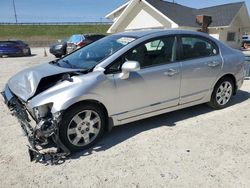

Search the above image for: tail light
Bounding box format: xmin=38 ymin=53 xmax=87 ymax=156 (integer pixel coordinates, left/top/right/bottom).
xmin=77 ymin=40 xmax=90 ymax=47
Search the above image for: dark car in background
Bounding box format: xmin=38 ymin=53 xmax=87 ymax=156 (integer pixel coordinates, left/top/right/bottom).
xmin=49 ymin=38 xmax=69 ymax=58
xmin=0 ymin=40 xmax=31 ymax=57
xmin=242 ymin=40 xmax=250 ymax=49
xmin=66 ymin=34 xmax=105 ymax=54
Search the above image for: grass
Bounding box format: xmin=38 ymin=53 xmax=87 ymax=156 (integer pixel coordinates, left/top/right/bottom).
xmin=0 ymin=24 xmax=110 ymax=42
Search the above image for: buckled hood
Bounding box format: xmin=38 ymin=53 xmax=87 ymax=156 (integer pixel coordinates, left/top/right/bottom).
xmin=8 ymin=63 xmax=81 ymax=101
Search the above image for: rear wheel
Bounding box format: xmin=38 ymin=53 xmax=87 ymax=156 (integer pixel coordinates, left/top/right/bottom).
xmin=59 ymin=103 xmax=105 ymax=152
xmin=208 ymin=77 xmax=234 ymax=109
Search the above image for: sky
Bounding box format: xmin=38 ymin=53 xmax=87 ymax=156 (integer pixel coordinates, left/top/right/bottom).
xmin=0 ymin=0 xmax=249 ymax=23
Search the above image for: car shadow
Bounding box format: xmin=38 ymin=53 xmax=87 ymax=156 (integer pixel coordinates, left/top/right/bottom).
xmin=29 ymin=54 xmax=37 ymax=57
xmin=69 ymin=89 xmax=250 ymax=160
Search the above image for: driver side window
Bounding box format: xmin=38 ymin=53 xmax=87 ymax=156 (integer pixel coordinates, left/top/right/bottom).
xmin=106 ymin=36 xmax=176 ymax=74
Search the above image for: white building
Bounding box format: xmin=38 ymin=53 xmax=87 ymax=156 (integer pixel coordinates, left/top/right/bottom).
xmin=106 ymin=0 xmax=250 ymax=49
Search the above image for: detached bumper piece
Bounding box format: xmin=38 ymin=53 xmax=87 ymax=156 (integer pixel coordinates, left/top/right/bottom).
xmin=28 ymin=146 xmax=68 ymax=165
xmin=1 ymin=86 xmax=70 ymax=165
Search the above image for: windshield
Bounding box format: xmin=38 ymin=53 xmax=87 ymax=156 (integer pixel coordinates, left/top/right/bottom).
xmin=68 ymin=35 xmax=84 ymax=43
xmin=56 ymin=35 xmax=136 ymax=69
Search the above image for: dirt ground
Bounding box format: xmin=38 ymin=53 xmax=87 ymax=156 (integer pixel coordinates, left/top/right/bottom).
xmin=0 ymin=48 xmax=250 ymax=188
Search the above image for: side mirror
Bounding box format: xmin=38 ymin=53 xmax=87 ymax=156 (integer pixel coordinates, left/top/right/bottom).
xmin=119 ymin=61 xmax=140 ymax=79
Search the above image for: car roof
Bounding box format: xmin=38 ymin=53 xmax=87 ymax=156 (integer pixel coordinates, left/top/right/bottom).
xmin=0 ymin=40 xmax=20 ymax=43
xmin=0 ymin=40 xmax=22 ymax=42
xmin=113 ymin=29 xmax=210 ymax=38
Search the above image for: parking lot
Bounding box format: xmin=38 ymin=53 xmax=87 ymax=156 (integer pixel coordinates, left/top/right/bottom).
xmin=0 ymin=48 xmax=250 ymax=187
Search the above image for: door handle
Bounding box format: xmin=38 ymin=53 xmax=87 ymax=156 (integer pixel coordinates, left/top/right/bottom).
xmin=207 ymin=61 xmax=220 ymax=67
xmin=164 ymin=68 xmax=179 ymax=76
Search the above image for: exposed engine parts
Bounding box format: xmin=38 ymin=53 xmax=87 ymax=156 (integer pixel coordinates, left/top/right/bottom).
xmin=27 ymin=117 xmax=71 ymax=164
xmin=1 ymin=89 xmax=70 ymax=165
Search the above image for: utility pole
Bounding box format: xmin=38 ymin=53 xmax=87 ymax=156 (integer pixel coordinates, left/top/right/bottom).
xmin=12 ymin=0 xmax=18 ymax=23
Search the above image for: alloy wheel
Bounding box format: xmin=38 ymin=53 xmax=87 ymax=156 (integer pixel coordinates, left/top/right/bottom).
xmin=215 ymin=81 xmax=233 ymax=106
xmin=67 ymin=110 xmax=101 ymax=147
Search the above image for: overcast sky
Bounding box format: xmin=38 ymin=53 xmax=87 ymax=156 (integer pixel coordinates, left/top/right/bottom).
xmin=0 ymin=0 xmax=249 ymax=23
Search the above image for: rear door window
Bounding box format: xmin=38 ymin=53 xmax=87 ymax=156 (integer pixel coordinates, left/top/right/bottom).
xmin=180 ymin=36 xmax=218 ymax=60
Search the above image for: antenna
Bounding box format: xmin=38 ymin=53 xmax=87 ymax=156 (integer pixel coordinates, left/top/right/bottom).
xmin=12 ymin=0 xmax=18 ymax=23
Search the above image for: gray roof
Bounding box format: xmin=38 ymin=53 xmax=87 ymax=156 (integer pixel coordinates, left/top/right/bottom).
xmin=146 ymin=0 xmax=245 ymax=27
xmin=115 ymin=29 xmax=210 ymax=37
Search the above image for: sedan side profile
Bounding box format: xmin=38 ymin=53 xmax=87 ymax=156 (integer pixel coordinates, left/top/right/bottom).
xmin=1 ymin=30 xmax=245 ymax=161
xmin=0 ymin=40 xmax=31 ymax=57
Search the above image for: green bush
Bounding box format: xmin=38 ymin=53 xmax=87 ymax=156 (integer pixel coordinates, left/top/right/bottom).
xmin=0 ymin=25 xmax=110 ymax=41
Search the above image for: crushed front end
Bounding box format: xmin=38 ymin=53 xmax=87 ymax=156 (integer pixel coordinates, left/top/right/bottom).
xmin=1 ymin=85 xmax=70 ymax=164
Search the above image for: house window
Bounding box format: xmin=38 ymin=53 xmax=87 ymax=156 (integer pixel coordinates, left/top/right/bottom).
xmin=227 ymin=32 xmax=236 ymax=41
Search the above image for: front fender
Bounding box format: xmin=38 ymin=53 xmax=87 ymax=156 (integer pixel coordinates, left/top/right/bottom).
xmin=28 ymin=71 xmax=115 ymax=115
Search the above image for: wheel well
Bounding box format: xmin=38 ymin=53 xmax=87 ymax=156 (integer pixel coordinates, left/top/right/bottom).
xmin=216 ymin=74 xmax=237 ymax=95
xmin=65 ymin=100 xmax=111 ymax=131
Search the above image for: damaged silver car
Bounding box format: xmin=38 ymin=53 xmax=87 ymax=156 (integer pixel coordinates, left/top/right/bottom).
xmin=1 ymin=30 xmax=246 ymax=162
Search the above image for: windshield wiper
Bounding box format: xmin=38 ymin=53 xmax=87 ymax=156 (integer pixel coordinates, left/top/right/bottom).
xmin=49 ymin=60 xmax=60 ymax=67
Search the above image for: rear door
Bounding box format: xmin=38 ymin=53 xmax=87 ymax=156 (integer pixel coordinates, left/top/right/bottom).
xmin=0 ymin=41 xmax=19 ymax=54
xmin=178 ymin=35 xmax=222 ymax=104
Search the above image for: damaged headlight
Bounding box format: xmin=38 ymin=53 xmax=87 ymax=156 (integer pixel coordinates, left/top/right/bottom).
xmin=33 ymin=103 xmax=53 ymax=120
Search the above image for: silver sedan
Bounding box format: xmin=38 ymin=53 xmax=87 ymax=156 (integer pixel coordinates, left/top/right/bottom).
xmin=1 ymin=30 xmax=246 ymax=160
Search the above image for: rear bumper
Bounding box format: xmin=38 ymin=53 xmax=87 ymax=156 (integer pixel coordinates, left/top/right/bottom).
xmin=49 ymin=48 xmax=65 ymax=56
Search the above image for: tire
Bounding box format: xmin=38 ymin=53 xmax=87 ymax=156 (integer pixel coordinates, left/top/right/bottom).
xmin=243 ymin=43 xmax=248 ymax=49
xmin=55 ymin=55 xmax=62 ymax=58
xmin=27 ymin=49 xmax=31 ymax=56
xmin=208 ymin=77 xmax=234 ymax=109
xmin=62 ymin=47 xmax=67 ymax=56
xmin=59 ymin=103 xmax=106 ymax=153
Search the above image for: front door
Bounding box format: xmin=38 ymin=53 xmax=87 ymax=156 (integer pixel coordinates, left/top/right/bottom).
xmin=107 ymin=36 xmax=181 ymax=120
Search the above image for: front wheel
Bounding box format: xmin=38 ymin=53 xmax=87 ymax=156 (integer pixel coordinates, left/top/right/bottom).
xmin=27 ymin=49 xmax=31 ymax=56
xmin=59 ymin=104 xmax=105 ymax=152
xmin=208 ymin=77 xmax=234 ymax=109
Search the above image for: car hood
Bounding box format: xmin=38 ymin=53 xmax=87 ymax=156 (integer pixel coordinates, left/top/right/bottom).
xmin=8 ymin=63 xmax=82 ymax=101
